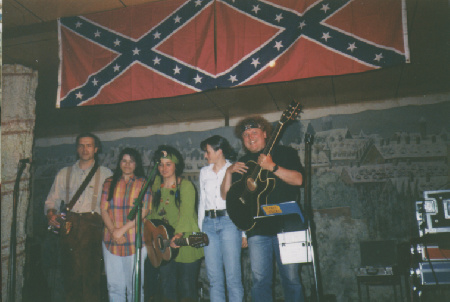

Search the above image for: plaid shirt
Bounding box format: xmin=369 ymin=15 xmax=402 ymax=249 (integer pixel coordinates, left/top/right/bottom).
xmin=101 ymin=176 xmax=151 ymax=256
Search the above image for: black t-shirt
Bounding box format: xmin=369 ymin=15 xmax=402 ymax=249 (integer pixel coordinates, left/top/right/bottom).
xmin=232 ymin=145 xmax=306 ymax=237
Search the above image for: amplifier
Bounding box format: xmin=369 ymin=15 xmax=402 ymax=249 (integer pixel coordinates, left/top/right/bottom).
xmin=355 ymin=266 xmax=394 ymax=276
xmin=416 ymin=190 xmax=450 ymax=236
xmin=416 ymin=244 xmax=450 ymax=261
xmin=415 ymin=261 xmax=450 ymax=285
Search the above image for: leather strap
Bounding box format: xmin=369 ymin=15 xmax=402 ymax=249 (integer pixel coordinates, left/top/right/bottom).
xmin=65 ymin=166 xmax=72 ymax=205
xmin=90 ymin=168 xmax=101 ymax=212
xmin=65 ymin=161 xmax=99 ymax=212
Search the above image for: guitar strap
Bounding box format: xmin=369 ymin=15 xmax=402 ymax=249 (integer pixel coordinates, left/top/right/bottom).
xmin=65 ymin=161 xmax=100 ymax=212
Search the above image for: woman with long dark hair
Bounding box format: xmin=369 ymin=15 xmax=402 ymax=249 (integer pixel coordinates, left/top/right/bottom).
xmin=147 ymin=145 xmax=203 ymax=302
xmin=198 ymin=135 xmax=244 ymax=302
xmin=100 ymin=147 xmax=151 ymax=302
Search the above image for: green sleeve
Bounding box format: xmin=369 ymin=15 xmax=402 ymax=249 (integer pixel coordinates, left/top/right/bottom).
xmin=174 ymin=180 xmax=200 ymax=234
xmin=175 ymin=179 xmax=204 ymax=263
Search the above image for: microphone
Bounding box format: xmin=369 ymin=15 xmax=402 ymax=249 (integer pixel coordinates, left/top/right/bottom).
xmin=154 ymin=150 xmax=167 ymax=162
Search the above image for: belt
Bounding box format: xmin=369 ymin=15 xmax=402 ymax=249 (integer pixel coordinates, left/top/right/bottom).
xmin=205 ymin=209 xmax=227 ymax=218
xmin=68 ymin=211 xmax=99 ymax=216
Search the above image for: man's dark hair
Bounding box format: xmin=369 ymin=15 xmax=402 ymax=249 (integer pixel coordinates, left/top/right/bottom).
xmin=200 ymin=135 xmax=237 ymax=161
xmin=234 ymin=115 xmax=272 ymax=139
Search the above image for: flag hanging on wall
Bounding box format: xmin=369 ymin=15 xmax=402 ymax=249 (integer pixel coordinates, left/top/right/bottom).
xmin=57 ymin=0 xmax=409 ymax=108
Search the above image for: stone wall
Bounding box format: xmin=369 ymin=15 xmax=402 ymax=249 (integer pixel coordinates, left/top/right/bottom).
xmin=1 ymin=64 xmax=38 ymax=302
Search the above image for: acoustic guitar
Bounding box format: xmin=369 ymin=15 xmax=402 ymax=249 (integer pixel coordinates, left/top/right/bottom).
xmin=226 ymin=101 xmax=302 ymax=231
xmin=143 ymin=219 xmax=208 ymax=268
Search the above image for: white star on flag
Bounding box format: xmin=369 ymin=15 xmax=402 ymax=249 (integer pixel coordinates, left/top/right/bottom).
xmin=274 ymin=41 xmax=284 ymax=51
xmin=229 ymin=75 xmax=238 ymax=83
xmin=347 ymin=42 xmax=357 ymax=52
xmin=321 ymin=4 xmax=330 ymax=13
xmin=153 ymin=57 xmax=161 ymax=65
xmin=173 ymin=65 xmax=181 ymax=74
xmin=252 ymin=5 xmax=261 ymax=14
xmin=132 ymin=48 xmax=141 ymax=55
xmin=275 ymin=13 xmax=283 ymax=23
xmin=321 ymin=32 xmax=331 ymax=42
xmin=251 ymin=58 xmax=260 ymax=68
xmin=194 ymin=74 xmax=203 ymax=83
xmin=374 ymin=53 xmax=384 ymax=61
xmin=299 ymin=21 xmax=306 ymax=29
xmin=153 ymin=32 xmax=161 ymax=39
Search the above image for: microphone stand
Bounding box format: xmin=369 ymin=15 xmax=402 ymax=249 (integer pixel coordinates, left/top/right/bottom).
xmin=304 ymin=134 xmax=324 ymax=302
xmin=127 ymin=161 xmax=159 ymax=302
xmin=8 ymin=159 xmax=29 ymax=302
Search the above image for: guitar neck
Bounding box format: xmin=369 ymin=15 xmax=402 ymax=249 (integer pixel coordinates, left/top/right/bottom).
xmin=262 ymin=122 xmax=284 ymax=156
xmin=160 ymin=237 xmax=189 ymax=249
xmin=173 ymin=238 xmax=189 ymax=247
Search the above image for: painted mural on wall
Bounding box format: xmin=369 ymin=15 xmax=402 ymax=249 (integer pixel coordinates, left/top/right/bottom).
xmin=32 ymin=100 xmax=449 ymax=301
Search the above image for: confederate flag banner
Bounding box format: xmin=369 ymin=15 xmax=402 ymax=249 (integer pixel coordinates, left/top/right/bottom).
xmin=57 ymin=0 xmax=409 ymax=108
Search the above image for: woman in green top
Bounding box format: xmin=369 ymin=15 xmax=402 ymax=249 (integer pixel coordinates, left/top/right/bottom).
xmin=146 ymin=145 xmax=203 ymax=302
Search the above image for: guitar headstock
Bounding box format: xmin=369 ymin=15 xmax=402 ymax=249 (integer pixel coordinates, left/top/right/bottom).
xmin=280 ymin=101 xmax=303 ymax=125
xmin=188 ymin=232 xmax=209 ymax=248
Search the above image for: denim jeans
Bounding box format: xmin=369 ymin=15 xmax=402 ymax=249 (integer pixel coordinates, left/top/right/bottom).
xmin=102 ymin=242 xmax=147 ymax=302
xmin=203 ymin=215 xmax=244 ymax=302
xmin=248 ymin=235 xmax=304 ymax=302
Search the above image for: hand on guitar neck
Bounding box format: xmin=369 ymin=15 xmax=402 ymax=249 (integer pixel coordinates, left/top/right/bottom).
xmin=144 ymin=219 xmax=209 ymax=268
xmin=170 ymin=232 xmax=184 ymax=248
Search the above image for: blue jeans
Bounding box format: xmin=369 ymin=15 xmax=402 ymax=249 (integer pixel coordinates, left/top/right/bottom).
xmin=203 ymin=215 xmax=244 ymax=302
xmin=248 ymin=235 xmax=304 ymax=302
xmin=102 ymin=242 xmax=147 ymax=302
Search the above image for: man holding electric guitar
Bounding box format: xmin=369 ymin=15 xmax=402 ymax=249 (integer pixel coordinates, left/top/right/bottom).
xmin=221 ymin=108 xmax=306 ymax=302
xmin=44 ymin=133 xmax=113 ymax=302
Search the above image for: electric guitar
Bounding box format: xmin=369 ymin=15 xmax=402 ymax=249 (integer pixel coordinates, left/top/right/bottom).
xmin=226 ymin=101 xmax=303 ymax=231
xmin=143 ymin=219 xmax=208 ymax=268
xmin=47 ymin=201 xmax=72 ymax=235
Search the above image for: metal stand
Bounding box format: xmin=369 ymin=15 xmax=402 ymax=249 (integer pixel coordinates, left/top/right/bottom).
xmin=8 ymin=159 xmax=30 ymax=302
xmin=128 ymin=161 xmax=159 ymax=302
xmin=304 ymin=133 xmax=324 ymax=302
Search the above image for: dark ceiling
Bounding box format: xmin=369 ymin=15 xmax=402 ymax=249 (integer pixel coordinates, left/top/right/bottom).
xmin=3 ymin=0 xmax=450 ymax=139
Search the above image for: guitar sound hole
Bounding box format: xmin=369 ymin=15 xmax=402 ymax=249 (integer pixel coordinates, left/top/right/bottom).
xmin=246 ymin=178 xmax=257 ymax=192
xmin=158 ymin=236 xmax=165 ymax=251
